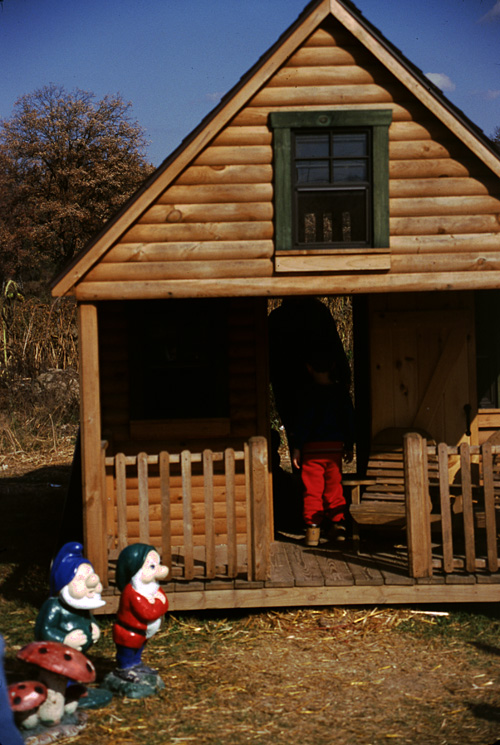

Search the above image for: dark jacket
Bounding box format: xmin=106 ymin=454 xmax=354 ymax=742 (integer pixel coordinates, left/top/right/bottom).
xmin=292 ymin=381 xmax=355 ymax=451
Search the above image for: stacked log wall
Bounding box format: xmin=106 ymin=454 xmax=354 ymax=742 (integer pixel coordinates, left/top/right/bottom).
xmin=80 ymin=17 xmax=500 ymax=293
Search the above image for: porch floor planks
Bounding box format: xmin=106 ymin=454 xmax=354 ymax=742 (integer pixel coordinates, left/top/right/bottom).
xmin=102 ymin=539 xmax=500 ymax=613
xmin=313 ymin=547 xmax=355 ymax=586
xmin=109 ymin=540 xmax=500 ymax=600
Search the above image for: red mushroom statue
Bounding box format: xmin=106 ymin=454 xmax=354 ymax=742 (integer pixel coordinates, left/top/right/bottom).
xmin=17 ymin=641 xmax=95 ymax=726
xmin=8 ymin=681 xmax=47 ymax=730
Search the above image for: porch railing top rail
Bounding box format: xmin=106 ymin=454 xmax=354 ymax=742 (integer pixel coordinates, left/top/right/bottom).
xmin=426 ymin=444 xmax=500 ymax=455
xmin=104 ymin=448 xmax=246 ymax=468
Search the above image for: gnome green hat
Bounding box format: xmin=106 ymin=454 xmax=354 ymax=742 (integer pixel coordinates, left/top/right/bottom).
xmin=115 ymin=543 xmax=156 ymax=592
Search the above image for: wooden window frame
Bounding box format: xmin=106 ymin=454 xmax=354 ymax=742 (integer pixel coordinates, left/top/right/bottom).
xmin=270 ymin=109 xmax=392 ymax=273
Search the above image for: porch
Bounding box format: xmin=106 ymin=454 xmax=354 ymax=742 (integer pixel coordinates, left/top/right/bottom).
xmin=96 ymin=433 xmax=500 ymax=613
xmin=100 ymin=538 xmax=500 ymax=613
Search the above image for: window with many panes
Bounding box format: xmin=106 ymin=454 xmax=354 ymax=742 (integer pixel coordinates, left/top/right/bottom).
xmin=270 ymin=110 xmax=392 ymax=258
xmin=294 ymin=128 xmax=371 ymax=248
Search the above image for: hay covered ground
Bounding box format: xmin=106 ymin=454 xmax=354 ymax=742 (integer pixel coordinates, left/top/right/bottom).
xmin=1 ymin=455 xmax=500 ymax=745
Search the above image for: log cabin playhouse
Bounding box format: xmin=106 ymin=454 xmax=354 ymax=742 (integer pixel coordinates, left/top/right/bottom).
xmin=52 ymin=0 xmax=500 ymax=612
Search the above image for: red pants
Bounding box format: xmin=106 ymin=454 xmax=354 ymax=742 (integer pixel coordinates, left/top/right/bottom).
xmin=301 ymin=442 xmax=346 ymax=526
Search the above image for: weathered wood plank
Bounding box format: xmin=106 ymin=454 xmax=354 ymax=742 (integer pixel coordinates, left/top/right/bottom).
xmin=75 ymin=271 xmax=500 ymax=301
xmin=313 ymin=550 xmax=354 ymax=586
xmin=225 ymin=448 xmax=237 ymax=578
xmin=460 ymin=443 xmax=476 ymax=573
xmin=390 ymin=233 xmax=500 ymax=254
xmin=286 ymin=45 xmax=370 ymax=66
xmin=390 ymin=195 xmax=500 ymax=217
xmin=181 ymin=450 xmax=195 ymax=581
xmin=203 ymin=450 xmax=216 ymax=580
xmin=231 ymin=102 xmax=415 ymax=128
xmin=250 ymin=83 xmax=395 ymax=107
xmin=139 ymin=201 xmax=273 ymax=224
xmin=390 ymin=159 xmax=472 ymax=179
xmin=268 ymin=65 xmax=378 ymax=86
xmin=392 ymin=254 xmax=500 ymax=275
xmin=391 ymin=214 xmax=500 ymax=236
xmin=283 ymin=542 xmax=325 ymax=587
xmin=115 ymin=452 xmax=128 ymax=552
xmin=159 ymin=451 xmax=171 ymax=569
xmin=482 ymin=442 xmax=499 ymax=573
xmin=122 ymin=221 xmax=274 ymax=244
xmin=212 ymin=127 xmax=272 ymax=147
xmin=389 ymin=140 xmax=455 ymax=160
xmin=347 ymin=555 xmax=385 ymax=585
xmin=137 ymin=452 xmax=150 ymax=544
xmin=158 ymin=183 xmax=273 ymax=204
xmin=86 ymin=259 xmax=273 ymax=282
xmin=265 ymin=542 xmax=295 ymax=588
xmin=404 ymin=433 xmax=433 ymax=578
xmin=438 ymin=443 xmax=454 ymax=573
xmin=104 ymin=241 xmax=274 ymax=263
xmin=78 ymin=303 xmax=107 ymax=582
xmin=175 ymin=164 xmax=272 ymax=185
xmin=389 ymin=177 xmax=497 ymax=198
xmin=248 ymin=437 xmax=270 ymax=581
xmin=193 ymin=145 xmax=272 ymax=166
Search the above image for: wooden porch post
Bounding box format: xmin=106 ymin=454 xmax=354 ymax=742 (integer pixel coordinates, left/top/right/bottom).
xmin=78 ymin=303 xmax=107 ymax=584
xmin=247 ymin=436 xmax=270 ymax=581
xmin=404 ymin=432 xmax=433 ymax=578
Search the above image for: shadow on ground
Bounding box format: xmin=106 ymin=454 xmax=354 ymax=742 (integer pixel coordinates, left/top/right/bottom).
xmin=0 ymin=464 xmax=75 ymax=606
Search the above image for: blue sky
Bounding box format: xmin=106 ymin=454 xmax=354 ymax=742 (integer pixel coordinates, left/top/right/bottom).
xmin=1 ymin=0 xmax=499 ymax=166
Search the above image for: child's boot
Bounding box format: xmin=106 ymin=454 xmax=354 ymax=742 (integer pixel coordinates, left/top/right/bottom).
xmin=305 ymin=525 xmax=321 ymax=547
xmin=329 ymin=521 xmax=347 ymax=543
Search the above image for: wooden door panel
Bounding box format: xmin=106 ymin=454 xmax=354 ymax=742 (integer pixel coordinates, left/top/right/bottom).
xmin=369 ymin=295 xmax=477 ymax=446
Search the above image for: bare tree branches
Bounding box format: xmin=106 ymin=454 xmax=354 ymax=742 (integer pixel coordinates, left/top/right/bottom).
xmin=0 ymin=83 xmax=154 ymax=293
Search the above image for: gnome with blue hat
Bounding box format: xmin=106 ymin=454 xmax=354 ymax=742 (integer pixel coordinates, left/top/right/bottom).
xmin=35 ymin=541 xmax=106 ymax=654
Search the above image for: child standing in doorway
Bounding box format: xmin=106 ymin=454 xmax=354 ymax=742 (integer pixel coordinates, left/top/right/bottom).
xmin=292 ymin=353 xmax=355 ymax=547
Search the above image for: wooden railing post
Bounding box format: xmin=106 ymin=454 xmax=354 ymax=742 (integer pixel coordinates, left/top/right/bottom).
xmin=404 ymin=432 xmax=433 ymax=578
xmin=78 ymin=303 xmax=107 ymax=584
xmin=247 ymin=436 xmax=270 ymax=581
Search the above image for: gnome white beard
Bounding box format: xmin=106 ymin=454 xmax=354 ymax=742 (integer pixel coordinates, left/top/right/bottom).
xmin=131 ymin=571 xmax=162 ymax=638
xmin=60 ymin=584 xmax=106 ymax=610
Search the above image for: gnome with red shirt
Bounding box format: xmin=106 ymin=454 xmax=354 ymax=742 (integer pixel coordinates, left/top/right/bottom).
xmin=112 ymin=543 xmax=169 ymax=684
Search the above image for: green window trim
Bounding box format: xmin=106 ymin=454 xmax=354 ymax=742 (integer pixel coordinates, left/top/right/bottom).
xmin=270 ymin=109 xmax=392 ymax=252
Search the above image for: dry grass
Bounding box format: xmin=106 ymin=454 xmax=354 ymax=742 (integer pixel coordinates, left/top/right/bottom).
xmin=2 ymin=596 xmax=500 ymax=745
xmin=0 ymin=294 xmax=79 ymax=457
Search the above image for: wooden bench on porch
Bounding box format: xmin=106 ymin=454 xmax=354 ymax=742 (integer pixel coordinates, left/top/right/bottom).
xmin=345 ymin=428 xmax=438 ymax=544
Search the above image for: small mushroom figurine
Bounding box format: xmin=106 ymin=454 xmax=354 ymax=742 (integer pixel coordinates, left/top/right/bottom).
xmin=17 ymin=641 xmax=96 ymax=726
xmin=8 ymin=681 xmax=47 ymax=730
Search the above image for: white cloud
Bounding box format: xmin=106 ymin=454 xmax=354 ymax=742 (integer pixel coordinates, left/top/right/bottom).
xmin=425 ymin=72 xmax=456 ymax=92
xmin=479 ymin=0 xmax=500 ymax=22
xmin=470 ymin=88 xmax=500 ymax=100
xmin=205 ymin=91 xmax=224 ymax=104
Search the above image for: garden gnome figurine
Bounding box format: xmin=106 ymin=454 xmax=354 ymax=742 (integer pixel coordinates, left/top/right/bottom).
xmin=34 ymin=541 xmax=112 ymax=709
xmin=103 ymin=543 xmax=168 ymax=697
xmin=35 ymin=541 xmax=105 ymax=653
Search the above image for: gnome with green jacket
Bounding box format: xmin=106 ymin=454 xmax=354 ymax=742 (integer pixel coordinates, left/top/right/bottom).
xmin=111 ymin=543 xmax=169 ymax=686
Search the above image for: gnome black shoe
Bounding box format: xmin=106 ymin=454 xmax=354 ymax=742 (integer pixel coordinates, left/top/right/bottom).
xmin=115 ymin=666 xmax=143 ymax=683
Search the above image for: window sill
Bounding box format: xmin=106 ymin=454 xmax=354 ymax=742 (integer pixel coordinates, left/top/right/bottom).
xmin=274 ymin=249 xmax=390 ymax=273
